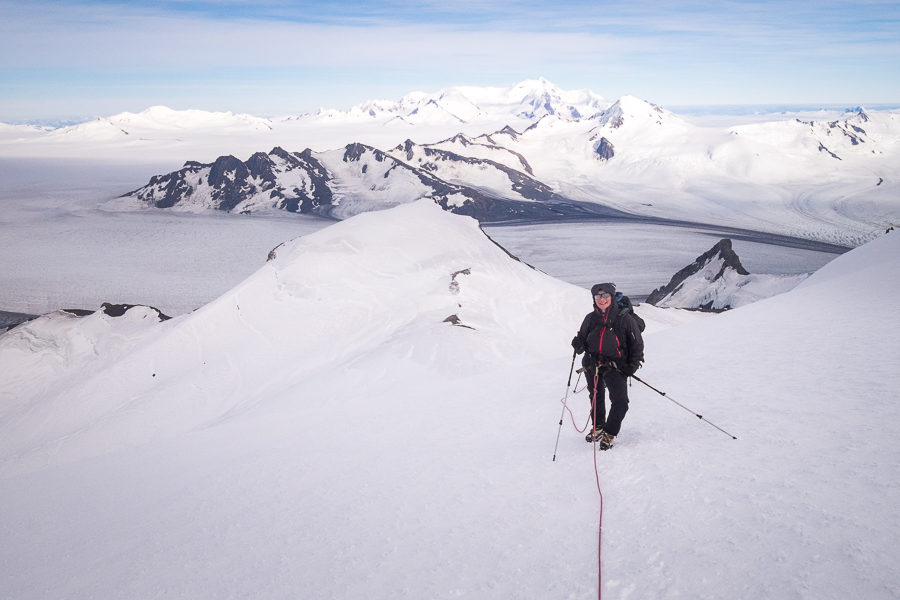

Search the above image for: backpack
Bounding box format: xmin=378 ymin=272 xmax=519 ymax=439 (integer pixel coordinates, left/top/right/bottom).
xmin=615 ymin=292 xmax=645 ymax=332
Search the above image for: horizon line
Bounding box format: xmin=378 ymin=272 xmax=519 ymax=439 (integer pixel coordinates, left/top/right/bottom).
xmin=6 ymin=101 xmax=900 ymax=128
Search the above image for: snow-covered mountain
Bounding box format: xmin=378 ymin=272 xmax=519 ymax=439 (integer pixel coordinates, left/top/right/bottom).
xmin=2 ymin=79 xmax=898 ymax=243
xmin=309 ymin=77 xmax=608 ymax=125
xmin=387 ymin=139 xmax=567 ymax=204
xmin=1 ymin=204 xmax=897 ymax=598
xmin=44 ymin=106 xmax=273 ymax=142
xmin=646 ymin=238 xmax=809 ymax=309
xmin=93 ymin=90 xmax=896 ymax=241
xmin=121 ymin=142 xmax=627 ymax=221
xmin=122 ymin=144 xmax=478 ymax=218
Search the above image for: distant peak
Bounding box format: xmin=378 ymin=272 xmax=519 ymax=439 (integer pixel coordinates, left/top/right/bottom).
xmin=510 ymin=77 xmax=559 ymax=92
xmin=646 ymin=238 xmax=750 ymax=307
xmin=707 ymin=239 xmax=750 ymax=275
xmin=597 ymin=95 xmax=670 ymax=128
xmin=610 ymin=95 xmax=659 ymax=111
xmin=143 ymin=105 xmax=177 ymax=115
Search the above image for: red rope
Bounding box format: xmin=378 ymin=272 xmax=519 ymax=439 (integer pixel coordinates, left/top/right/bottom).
xmin=596 ymin=459 xmax=603 ymax=600
xmin=557 ymin=367 xmax=605 ymax=599
xmin=591 ymin=370 xmax=604 ymax=600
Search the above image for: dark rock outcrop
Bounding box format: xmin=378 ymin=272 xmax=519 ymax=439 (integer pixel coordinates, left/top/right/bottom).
xmin=646 ymin=239 xmax=749 ymax=307
xmin=594 ymin=137 xmax=615 ymax=161
xmin=99 ymin=302 xmax=171 ymax=320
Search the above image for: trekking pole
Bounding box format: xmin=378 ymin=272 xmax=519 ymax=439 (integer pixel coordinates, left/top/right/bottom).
xmin=631 ymin=374 xmax=738 ymax=440
xmin=552 ymin=350 xmax=578 ymax=461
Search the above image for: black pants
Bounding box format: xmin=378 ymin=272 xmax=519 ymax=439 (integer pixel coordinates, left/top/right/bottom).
xmin=586 ymin=366 xmax=629 ymax=436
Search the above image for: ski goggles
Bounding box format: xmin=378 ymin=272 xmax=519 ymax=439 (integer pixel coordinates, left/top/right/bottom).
xmin=594 ymin=293 xmax=612 ymax=300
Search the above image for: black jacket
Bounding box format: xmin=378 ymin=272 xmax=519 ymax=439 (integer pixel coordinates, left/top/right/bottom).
xmin=575 ymin=302 xmax=644 ymax=372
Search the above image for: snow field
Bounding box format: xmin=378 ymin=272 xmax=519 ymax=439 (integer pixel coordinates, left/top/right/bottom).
xmin=1 ymin=203 xmax=898 ymax=598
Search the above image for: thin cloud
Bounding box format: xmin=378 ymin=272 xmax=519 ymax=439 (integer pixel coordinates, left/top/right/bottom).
xmin=0 ymin=4 xmax=626 ymax=69
xmin=0 ymin=0 xmax=897 ymax=121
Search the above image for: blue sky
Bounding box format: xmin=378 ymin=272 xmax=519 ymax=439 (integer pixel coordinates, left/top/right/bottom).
xmin=1 ymin=0 xmax=898 ymax=123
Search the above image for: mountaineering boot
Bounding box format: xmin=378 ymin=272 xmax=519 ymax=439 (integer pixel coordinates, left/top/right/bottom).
xmin=585 ymin=428 xmax=604 ymax=443
xmin=598 ymin=432 xmax=616 ymax=451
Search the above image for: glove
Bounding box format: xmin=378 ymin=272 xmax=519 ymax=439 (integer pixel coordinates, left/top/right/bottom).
xmin=571 ymin=336 xmax=585 ymax=354
xmin=621 ymin=362 xmax=640 ymax=376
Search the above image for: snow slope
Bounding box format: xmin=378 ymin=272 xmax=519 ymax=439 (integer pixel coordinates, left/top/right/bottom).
xmin=0 ymin=204 xmax=897 ymax=599
xmin=0 ymin=201 xmax=591 ymax=475
xmin=592 ymin=230 xmax=900 ymax=599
